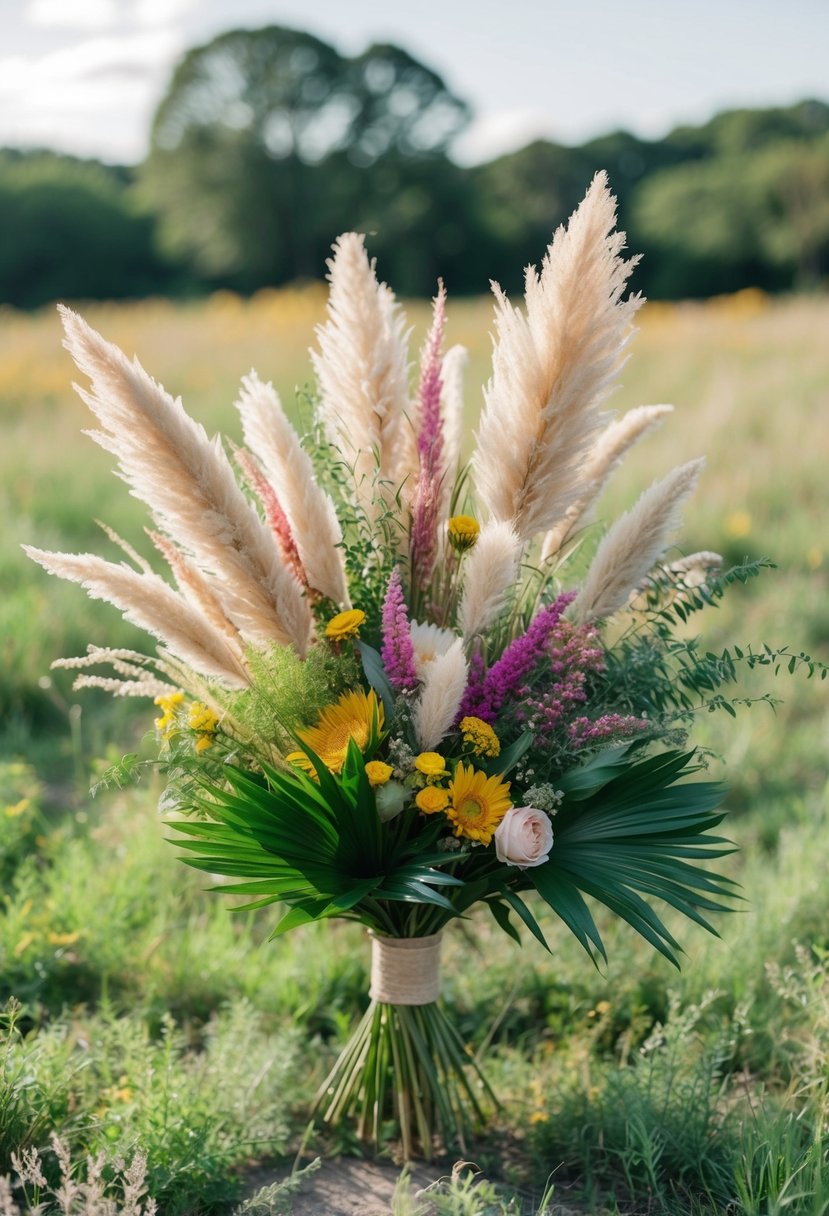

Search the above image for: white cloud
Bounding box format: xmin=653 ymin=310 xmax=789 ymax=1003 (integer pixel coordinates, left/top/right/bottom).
xmin=26 ymin=0 xmax=120 ymax=29
xmin=0 ymin=30 xmax=184 ymax=161
xmin=133 ymin=0 xmax=199 ymax=27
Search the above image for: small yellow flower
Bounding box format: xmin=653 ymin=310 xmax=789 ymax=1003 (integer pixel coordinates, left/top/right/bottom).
xmin=325 ymin=609 xmax=366 ymax=641
xmin=459 ymin=716 xmax=501 ymax=758
xmin=414 ymin=752 xmax=448 ymax=779
xmin=726 ymin=510 xmax=751 ymax=539
xmin=529 ymin=1110 xmax=549 ymax=1125
xmin=48 ymin=931 xmax=81 ymax=946
xmin=447 ymin=515 xmax=480 ymax=552
xmin=416 ymin=787 xmax=450 ymax=814
xmin=195 ymin=735 xmax=214 ymax=754
xmin=188 ymin=702 xmax=219 ymax=733
xmin=365 ymin=760 xmax=393 ymax=787
xmin=446 ymin=763 xmax=512 ymax=844
xmin=4 ymin=798 xmax=30 ymax=818
xmin=154 ymin=690 xmax=184 ymax=739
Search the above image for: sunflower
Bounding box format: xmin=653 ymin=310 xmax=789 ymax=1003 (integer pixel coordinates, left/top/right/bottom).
xmin=290 ymin=689 xmax=383 ymax=774
xmin=446 ymin=763 xmax=512 ymax=844
xmin=325 ymin=609 xmax=366 ymax=641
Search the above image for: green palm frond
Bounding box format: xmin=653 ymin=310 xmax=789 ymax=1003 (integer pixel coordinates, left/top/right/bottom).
xmin=529 ymin=747 xmax=738 ymax=967
xmin=166 ymin=739 xmax=465 ymax=933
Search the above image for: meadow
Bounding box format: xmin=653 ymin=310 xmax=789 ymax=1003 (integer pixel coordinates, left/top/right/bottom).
xmin=1 ymin=287 xmax=828 ymax=1214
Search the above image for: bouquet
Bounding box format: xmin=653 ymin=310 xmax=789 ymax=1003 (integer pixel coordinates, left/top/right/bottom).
xmin=26 ymin=173 xmax=811 ymax=1159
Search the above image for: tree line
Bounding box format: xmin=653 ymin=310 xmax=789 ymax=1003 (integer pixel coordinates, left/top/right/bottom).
xmin=1 ymin=24 xmax=828 ymax=308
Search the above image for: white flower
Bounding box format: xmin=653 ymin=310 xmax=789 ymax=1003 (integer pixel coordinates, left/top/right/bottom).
xmin=494 ymin=807 xmax=554 ymax=869
xmin=409 ymin=620 xmax=458 ymax=678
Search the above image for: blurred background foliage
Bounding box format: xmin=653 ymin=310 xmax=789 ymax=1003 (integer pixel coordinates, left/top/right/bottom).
xmin=1 ymin=23 xmax=828 ymax=308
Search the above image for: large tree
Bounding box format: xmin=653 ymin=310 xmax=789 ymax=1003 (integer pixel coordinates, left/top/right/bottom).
xmin=140 ymin=26 xmax=469 ymax=289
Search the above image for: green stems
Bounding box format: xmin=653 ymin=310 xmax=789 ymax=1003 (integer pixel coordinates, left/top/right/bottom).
xmin=311 ymin=999 xmax=496 ymax=1161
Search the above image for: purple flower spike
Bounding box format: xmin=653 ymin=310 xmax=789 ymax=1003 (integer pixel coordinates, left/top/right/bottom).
xmin=381 ymin=567 xmax=419 ymax=692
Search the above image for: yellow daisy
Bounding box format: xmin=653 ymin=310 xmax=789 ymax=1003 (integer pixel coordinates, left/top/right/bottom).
xmin=446 ymin=763 xmax=512 ymax=844
xmin=416 ymin=787 xmax=450 ymax=814
xmin=447 ymin=515 xmax=480 ymax=551
xmin=459 ymin=716 xmax=500 ymax=758
xmin=325 ymin=609 xmax=366 ymax=641
xmin=292 ymin=689 xmax=383 ymax=775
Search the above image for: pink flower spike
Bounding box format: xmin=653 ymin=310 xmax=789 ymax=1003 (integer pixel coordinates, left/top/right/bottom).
xmin=236 ymin=448 xmax=307 ymax=588
xmin=381 ymin=567 xmax=420 ymax=692
xmin=410 ymin=283 xmax=447 ymax=591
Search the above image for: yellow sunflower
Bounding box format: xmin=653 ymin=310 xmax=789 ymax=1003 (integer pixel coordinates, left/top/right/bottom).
xmin=291 ymin=689 xmax=383 ymax=774
xmin=446 ymin=763 xmax=512 ymax=844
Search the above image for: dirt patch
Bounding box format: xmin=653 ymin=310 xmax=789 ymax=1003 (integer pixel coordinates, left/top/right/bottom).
xmin=243 ymin=1157 xmax=441 ymax=1215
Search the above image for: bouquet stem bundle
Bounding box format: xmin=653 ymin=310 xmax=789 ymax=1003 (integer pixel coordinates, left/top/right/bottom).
xmin=314 ymin=989 xmax=493 ymax=1160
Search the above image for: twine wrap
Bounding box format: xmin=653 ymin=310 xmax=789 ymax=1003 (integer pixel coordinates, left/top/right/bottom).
xmin=369 ymin=933 xmax=442 ymax=1005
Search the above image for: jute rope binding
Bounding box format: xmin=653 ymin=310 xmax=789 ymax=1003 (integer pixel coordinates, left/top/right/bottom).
xmin=369 ymin=933 xmax=442 ymax=1005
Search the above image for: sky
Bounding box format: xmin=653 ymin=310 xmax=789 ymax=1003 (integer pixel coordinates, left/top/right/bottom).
xmin=1 ymin=0 xmax=827 ymax=165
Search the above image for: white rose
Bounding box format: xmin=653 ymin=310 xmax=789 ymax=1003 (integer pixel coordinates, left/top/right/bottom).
xmin=494 ymin=807 xmax=553 ymax=869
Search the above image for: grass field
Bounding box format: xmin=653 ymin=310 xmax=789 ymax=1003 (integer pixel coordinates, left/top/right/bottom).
xmin=1 ymin=288 xmax=828 ymax=1214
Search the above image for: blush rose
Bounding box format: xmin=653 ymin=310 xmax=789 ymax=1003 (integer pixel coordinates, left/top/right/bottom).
xmin=493 ymin=806 xmax=553 ymax=868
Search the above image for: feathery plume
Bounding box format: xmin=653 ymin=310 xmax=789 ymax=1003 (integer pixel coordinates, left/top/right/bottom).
xmin=410 ymin=284 xmax=447 ymax=590
xmin=381 ymin=568 xmax=419 ymax=692
xmin=147 ymin=530 xmax=244 ymax=648
xmin=540 ymin=404 xmax=674 ymax=561
xmin=25 ymin=546 xmax=250 ymax=688
xmin=235 ymin=373 xmax=350 ymax=605
xmin=473 ymin=172 xmax=641 ymax=542
xmin=311 ymin=234 xmax=412 ymax=506
xmin=438 ymin=344 xmax=467 ymax=518
xmin=234 ymin=447 xmax=307 ymax=588
xmin=412 ymin=638 xmax=469 ymax=751
xmin=57 ymin=306 xmax=312 ymax=654
xmin=95 ymin=521 xmax=153 ymax=574
xmin=571 ymin=458 xmax=705 ymax=623
xmin=457 ymin=521 xmax=522 ymax=638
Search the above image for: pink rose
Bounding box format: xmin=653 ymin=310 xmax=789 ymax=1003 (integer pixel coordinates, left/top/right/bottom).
xmin=494 ymin=806 xmax=553 ymax=868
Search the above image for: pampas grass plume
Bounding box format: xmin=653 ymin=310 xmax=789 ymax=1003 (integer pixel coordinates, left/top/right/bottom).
xmin=413 ymin=638 xmax=469 ymax=751
xmin=458 ymin=521 xmax=522 ymax=638
xmin=572 ymin=458 xmax=705 ymax=623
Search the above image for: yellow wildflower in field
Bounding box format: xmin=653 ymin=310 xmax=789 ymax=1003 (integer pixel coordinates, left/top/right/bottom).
xmin=365 ymin=760 xmax=393 ymax=787
xmin=414 ymin=752 xmax=448 ymax=780
xmin=446 ymin=764 xmax=511 ymax=844
xmin=188 ymin=702 xmax=219 ymax=733
xmin=415 ymin=787 xmax=450 ymax=814
xmin=726 ymin=510 xmax=752 ymax=539
xmin=447 ymin=515 xmax=480 ymax=552
xmin=325 ymin=609 xmax=366 ymax=641
xmin=47 ymin=931 xmax=80 ymax=946
xmin=5 ymin=798 xmax=30 ymax=818
xmin=459 ymin=716 xmax=500 ymax=758
xmin=290 ymin=689 xmax=383 ymax=775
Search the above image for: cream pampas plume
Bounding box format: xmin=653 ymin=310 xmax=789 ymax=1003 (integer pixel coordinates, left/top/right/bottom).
xmin=57 ymin=306 xmax=312 ymax=655
xmin=473 ymin=172 xmax=641 ymax=543
xmin=541 ymin=404 xmax=674 ymax=561
xmin=24 ymin=548 xmax=250 ymax=688
xmin=412 ymin=639 xmax=469 ymax=751
xmin=311 ymin=234 xmax=412 ymax=505
xmin=457 ymin=521 xmax=522 ymax=638
xmin=571 ymin=458 xmax=705 ymax=624
xmin=236 ymin=372 xmax=350 ymax=607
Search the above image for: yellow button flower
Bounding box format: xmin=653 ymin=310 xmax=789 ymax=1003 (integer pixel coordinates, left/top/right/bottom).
xmin=447 ymin=515 xmax=480 ymax=552
xmin=325 ymin=609 xmax=366 ymax=641
xmin=416 ymin=787 xmax=450 ymax=814
xmin=414 ymin=752 xmax=448 ymax=779
xmin=365 ymin=760 xmax=393 ymax=787
xmin=459 ymin=716 xmax=501 ymax=758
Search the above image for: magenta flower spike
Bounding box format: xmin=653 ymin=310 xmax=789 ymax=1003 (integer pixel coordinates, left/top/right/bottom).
xmin=381 ymin=567 xmax=419 ymax=692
